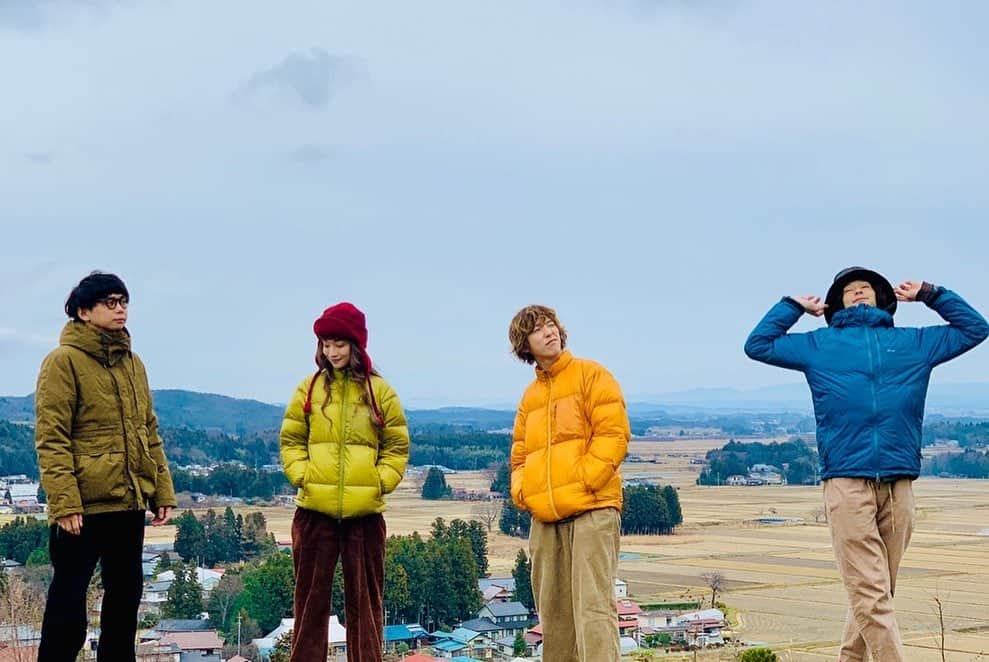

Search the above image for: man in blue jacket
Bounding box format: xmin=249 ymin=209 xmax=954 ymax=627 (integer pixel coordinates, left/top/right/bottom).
xmin=744 ymin=267 xmax=988 ymax=662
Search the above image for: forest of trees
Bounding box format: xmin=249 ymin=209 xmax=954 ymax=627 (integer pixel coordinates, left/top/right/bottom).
xmin=173 ymin=508 xmax=277 ymax=566
xmin=923 ymin=420 xmax=989 ymax=449
xmin=408 ymin=425 xmax=509 ymax=470
xmin=171 ymin=465 xmax=290 ymax=500
xmin=697 ymin=439 xmax=818 ymax=486
xmin=923 ymin=450 xmax=989 ymax=478
xmin=496 ymin=481 xmax=683 ymax=537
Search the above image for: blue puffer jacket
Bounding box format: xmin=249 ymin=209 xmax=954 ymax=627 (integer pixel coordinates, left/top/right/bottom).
xmin=745 ymin=288 xmax=988 ymax=480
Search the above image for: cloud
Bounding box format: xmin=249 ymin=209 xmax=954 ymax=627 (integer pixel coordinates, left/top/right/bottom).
xmin=0 ymin=0 xmax=127 ymax=32
xmin=0 ymin=328 xmax=55 ymax=349
xmin=231 ymin=48 xmax=360 ymax=110
xmin=288 ymin=144 xmax=333 ymax=164
xmin=24 ymin=151 xmax=55 ymax=165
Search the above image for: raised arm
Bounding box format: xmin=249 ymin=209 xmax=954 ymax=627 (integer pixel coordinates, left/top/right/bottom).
xmin=897 ymin=281 xmax=989 ymax=366
xmin=744 ymin=297 xmax=819 ymax=371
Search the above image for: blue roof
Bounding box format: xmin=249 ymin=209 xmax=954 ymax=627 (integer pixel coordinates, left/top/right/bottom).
xmin=384 ymin=625 xmax=415 ymax=642
xmin=433 ymin=639 xmax=467 ymax=652
xmin=450 ymin=658 xmax=485 ymax=662
xmin=449 ymin=627 xmax=480 ymax=643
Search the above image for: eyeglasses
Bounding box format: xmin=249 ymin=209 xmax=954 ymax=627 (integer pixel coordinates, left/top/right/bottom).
xmin=97 ymin=296 xmax=129 ymax=310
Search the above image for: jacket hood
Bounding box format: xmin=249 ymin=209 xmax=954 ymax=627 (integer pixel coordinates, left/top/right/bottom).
xmin=59 ymin=320 xmax=131 ymax=366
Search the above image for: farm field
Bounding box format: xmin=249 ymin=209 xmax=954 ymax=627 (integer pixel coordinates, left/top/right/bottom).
xmin=129 ymin=438 xmax=989 ymax=659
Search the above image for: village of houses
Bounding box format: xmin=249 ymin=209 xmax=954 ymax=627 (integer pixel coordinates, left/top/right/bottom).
xmin=0 ymin=467 xmax=729 ymax=662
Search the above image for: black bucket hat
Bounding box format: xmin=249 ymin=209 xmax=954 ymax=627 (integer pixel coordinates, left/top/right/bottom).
xmin=824 ymin=266 xmax=897 ymax=326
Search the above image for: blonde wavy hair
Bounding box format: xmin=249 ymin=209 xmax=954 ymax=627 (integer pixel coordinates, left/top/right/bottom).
xmin=509 ymin=305 xmax=567 ymax=365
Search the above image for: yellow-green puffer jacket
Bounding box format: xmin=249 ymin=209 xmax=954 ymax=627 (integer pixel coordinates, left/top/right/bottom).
xmin=280 ymin=370 xmax=409 ymax=519
xmin=34 ymin=321 xmax=177 ymax=520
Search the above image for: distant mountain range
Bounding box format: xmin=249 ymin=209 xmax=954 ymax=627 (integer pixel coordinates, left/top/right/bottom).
xmin=3 ymin=381 xmax=988 ymax=434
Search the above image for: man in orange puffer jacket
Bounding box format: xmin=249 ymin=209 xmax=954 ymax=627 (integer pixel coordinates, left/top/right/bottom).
xmin=509 ymin=304 xmax=631 ymax=662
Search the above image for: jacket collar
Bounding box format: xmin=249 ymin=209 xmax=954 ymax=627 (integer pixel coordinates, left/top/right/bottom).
xmin=536 ymin=350 xmax=573 ymax=380
xmin=60 ymin=320 xmax=132 ymax=366
xmin=830 ymin=305 xmax=894 ymax=329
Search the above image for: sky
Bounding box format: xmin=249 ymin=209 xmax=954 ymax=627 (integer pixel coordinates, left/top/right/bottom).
xmin=2 ymin=1 xmax=989 ymax=407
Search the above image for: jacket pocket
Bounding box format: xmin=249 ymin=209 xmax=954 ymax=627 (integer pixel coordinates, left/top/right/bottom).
xmin=553 ymin=395 xmax=586 ymax=443
xmin=73 ymin=439 xmax=127 ymax=504
xmin=136 ymin=427 xmax=159 ymax=498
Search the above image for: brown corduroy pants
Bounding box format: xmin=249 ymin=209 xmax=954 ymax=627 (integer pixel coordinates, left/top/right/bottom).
xmin=291 ymin=508 xmax=386 ymax=662
xmin=530 ymin=507 xmax=621 ymax=662
xmin=824 ymin=478 xmax=915 ymax=662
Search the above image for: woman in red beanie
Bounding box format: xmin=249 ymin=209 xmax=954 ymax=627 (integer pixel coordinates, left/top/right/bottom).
xmin=279 ymin=302 xmax=410 ymax=662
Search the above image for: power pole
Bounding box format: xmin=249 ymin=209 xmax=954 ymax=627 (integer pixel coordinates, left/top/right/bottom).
xmin=238 ymin=611 xmax=242 ymax=655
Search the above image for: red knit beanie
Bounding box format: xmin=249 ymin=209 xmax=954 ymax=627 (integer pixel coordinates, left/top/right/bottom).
xmin=304 ymin=302 xmax=381 ymax=423
xmin=313 ymin=302 xmax=370 ymax=368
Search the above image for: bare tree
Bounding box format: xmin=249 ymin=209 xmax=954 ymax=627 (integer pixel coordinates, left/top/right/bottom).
xmin=700 ymin=570 xmax=726 ymax=609
xmin=0 ymin=571 xmax=46 ymax=662
xmin=471 ymin=499 xmax=504 ymax=532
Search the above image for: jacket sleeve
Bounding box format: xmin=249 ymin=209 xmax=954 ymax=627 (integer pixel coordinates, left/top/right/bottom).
xmin=374 ymin=380 xmax=409 ymax=495
xmin=141 ymin=360 xmax=177 ymax=509
xmin=743 ymin=298 xmax=815 ymax=371
xmin=34 ymin=351 xmax=84 ymax=520
xmin=918 ymin=288 xmax=989 ymax=367
xmin=509 ymin=400 xmax=527 ymax=510
xmin=578 ymin=363 xmax=631 ymax=493
xmin=279 ymin=377 xmax=312 ymax=488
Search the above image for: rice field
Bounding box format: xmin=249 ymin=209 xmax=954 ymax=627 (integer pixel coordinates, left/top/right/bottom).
xmin=142 ymin=437 xmax=989 ymax=659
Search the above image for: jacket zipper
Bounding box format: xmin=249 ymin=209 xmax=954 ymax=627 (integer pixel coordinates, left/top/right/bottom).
xmin=338 ymin=377 xmax=348 ymax=521
xmin=545 ymin=376 xmax=560 ymax=520
xmin=868 ymin=329 xmax=881 ymax=481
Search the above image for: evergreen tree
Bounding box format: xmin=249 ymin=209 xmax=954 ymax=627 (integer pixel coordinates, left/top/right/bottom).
xmin=662 ymin=485 xmax=683 ymax=528
xmin=421 ymin=467 xmax=451 ymax=500
xmin=490 ymin=462 xmax=510 ymax=496
xmin=240 ymin=552 xmax=295 ymax=633
xmin=163 ymin=564 xmax=204 ymax=619
xmin=498 ymin=500 xmax=531 ymax=538
xmin=511 ymin=549 xmax=534 ymax=610
xmin=513 ymin=631 xmax=527 ymax=656
xmin=174 ymin=510 xmax=207 ymax=563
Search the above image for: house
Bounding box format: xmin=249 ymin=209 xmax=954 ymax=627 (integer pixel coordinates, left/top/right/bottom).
xmin=726 ymin=475 xmax=748 ymax=486
xmin=135 ymin=640 xmax=182 ymax=661
xmin=477 ymin=577 xmax=516 ymax=604
xmin=156 ymin=630 xmax=224 ymax=661
xmin=475 ymin=601 xmax=531 ymax=639
xmin=614 ymin=578 xmax=628 ymax=598
xmin=156 ymin=619 xmax=216 ymax=633
xmin=383 ymin=623 xmax=427 ymax=652
xmin=253 ymin=617 xmax=346 ymax=661
xmin=617 ymin=600 xmax=642 ymax=637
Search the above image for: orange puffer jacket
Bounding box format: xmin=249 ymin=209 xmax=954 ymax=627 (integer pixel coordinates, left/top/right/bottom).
xmin=510 ymin=351 xmax=630 ymax=523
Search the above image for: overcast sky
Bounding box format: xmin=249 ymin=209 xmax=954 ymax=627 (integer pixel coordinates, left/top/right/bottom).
xmin=2 ymin=1 xmax=988 ymax=407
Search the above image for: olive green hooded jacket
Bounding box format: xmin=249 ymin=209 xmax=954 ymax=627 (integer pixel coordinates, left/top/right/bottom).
xmin=35 ymin=321 xmax=177 ymax=520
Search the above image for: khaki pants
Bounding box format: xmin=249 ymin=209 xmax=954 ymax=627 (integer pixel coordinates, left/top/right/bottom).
xmin=824 ymin=478 xmax=915 ymax=662
xmin=530 ymin=507 xmax=621 ymax=662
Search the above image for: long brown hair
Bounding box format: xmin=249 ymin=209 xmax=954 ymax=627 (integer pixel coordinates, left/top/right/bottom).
xmin=308 ymin=338 xmax=384 ymax=426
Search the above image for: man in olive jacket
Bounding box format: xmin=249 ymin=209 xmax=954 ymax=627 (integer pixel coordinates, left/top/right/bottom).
xmin=35 ymin=272 xmax=176 ymax=662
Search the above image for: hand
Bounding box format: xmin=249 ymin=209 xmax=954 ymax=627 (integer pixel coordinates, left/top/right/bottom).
xmin=57 ymin=514 xmax=83 ymax=535
xmin=793 ymin=295 xmax=827 ymax=317
xmin=151 ymin=506 xmax=174 ymax=526
xmin=895 ymin=280 xmax=923 ymax=302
